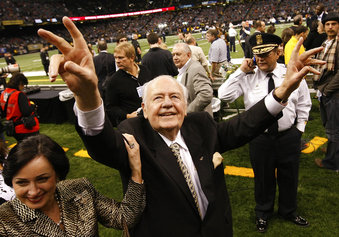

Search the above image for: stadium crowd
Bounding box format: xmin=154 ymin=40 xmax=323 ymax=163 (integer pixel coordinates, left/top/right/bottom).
xmin=0 ymin=0 xmax=337 ymax=55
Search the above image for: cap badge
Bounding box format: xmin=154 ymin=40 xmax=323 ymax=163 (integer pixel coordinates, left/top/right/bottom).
xmin=256 ymin=34 xmax=263 ymax=45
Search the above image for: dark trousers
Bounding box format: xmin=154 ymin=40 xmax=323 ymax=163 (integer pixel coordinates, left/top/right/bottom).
xmin=320 ymin=96 xmax=339 ymax=170
xmin=241 ymin=42 xmax=246 ymax=54
xmin=249 ymin=127 xmax=302 ymax=219
xmin=229 ymin=37 xmax=236 ymax=52
xmin=227 ymin=45 xmax=231 ymax=62
xmin=43 ymin=63 xmax=49 ymax=75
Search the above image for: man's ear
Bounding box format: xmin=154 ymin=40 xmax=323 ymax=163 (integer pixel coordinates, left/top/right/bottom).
xmin=141 ymin=102 xmax=148 ymax=119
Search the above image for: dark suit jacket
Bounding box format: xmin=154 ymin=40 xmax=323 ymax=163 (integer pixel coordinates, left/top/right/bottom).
xmin=141 ymin=47 xmax=178 ymax=79
xmin=93 ymin=51 xmax=116 ymax=95
xmin=0 ymin=178 xmax=145 ymax=236
xmin=182 ymin=60 xmax=213 ymax=116
xmin=77 ymin=98 xmax=278 ymax=237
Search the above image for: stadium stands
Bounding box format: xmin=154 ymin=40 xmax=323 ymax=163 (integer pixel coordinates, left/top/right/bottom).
xmin=0 ymin=0 xmax=337 ymax=55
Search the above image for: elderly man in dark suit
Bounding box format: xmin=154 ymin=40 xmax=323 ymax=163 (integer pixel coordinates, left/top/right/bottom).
xmin=172 ymin=43 xmax=213 ymax=116
xmin=93 ymin=40 xmax=116 ymax=97
xmin=38 ymin=17 xmax=325 ymax=237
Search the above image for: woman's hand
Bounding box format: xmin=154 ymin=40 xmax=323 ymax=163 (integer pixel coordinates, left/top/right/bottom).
xmin=123 ymin=133 xmax=143 ymax=184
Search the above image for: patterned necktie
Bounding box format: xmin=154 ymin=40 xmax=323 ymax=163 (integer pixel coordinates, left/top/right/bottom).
xmin=267 ymin=73 xmax=278 ymax=136
xmin=170 ymin=143 xmax=202 ymax=217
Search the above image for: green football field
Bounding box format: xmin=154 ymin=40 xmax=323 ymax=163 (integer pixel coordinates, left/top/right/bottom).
xmin=1 ymin=22 xmax=338 ymax=236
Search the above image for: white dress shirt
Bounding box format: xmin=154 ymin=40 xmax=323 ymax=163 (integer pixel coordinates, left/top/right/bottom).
xmin=218 ymin=63 xmax=312 ymax=132
xmin=228 ymin=28 xmax=237 ymax=38
xmin=158 ymin=131 xmax=208 ymax=218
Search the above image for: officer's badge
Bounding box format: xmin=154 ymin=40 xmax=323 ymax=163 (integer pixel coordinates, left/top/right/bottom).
xmin=256 ymin=34 xmax=263 ymax=45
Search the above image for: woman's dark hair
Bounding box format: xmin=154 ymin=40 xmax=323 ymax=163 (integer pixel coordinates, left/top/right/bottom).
xmin=3 ymin=134 xmax=70 ymax=187
xmin=0 ymin=140 xmax=9 ymax=164
xmin=281 ymin=27 xmax=294 ymax=46
xmin=294 ymin=25 xmax=309 ymax=35
xmin=6 ymin=73 xmax=28 ymax=90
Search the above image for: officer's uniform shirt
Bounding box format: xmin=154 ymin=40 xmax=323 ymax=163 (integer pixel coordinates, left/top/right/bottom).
xmin=218 ymin=63 xmax=312 ymax=132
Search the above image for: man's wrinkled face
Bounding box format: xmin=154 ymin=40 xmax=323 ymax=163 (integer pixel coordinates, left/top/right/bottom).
xmin=172 ymin=46 xmax=190 ymax=69
xmin=254 ymin=49 xmax=279 ymax=72
xmin=142 ymin=77 xmax=187 ymax=138
xmin=324 ymin=21 xmax=339 ymax=39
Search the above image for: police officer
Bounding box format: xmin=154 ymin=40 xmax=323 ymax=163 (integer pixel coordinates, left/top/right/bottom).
xmin=218 ymin=33 xmax=311 ymax=232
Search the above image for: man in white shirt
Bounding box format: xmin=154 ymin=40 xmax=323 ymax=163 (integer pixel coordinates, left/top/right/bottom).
xmin=228 ymin=24 xmax=237 ymax=53
xmin=219 ymin=33 xmax=312 ymax=233
xmin=37 ymin=17 xmax=324 ymax=237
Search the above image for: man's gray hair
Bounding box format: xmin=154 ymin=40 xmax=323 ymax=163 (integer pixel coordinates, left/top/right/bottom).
xmin=173 ymin=43 xmax=192 ymax=54
xmin=142 ymin=75 xmax=188 ymax=106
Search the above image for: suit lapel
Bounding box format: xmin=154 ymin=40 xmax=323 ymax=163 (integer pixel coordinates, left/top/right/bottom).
xmin=143 ymin=122 xmax=198 ymax=213
xmin=181 ymin=59 xmax=192 ymax=86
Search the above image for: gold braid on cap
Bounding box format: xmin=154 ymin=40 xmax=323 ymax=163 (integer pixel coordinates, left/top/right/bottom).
xmin=252 ymin=44 xmax=278 ymax=54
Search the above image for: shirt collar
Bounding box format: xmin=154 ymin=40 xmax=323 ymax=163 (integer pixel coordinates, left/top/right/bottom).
xmin=258 ymin=64 xmax=281 ymax=78
xmin=178 ymin=58 xmax=191 ymax=76
xmin=125 ymin=63 xmax=140 ymax=78
xmin=159 ymin=130 xmax=188 ymax=151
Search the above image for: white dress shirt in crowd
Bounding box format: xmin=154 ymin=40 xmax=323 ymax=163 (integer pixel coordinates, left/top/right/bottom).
xmin=228 ymin=28 xmax=237 ymax=38
xmin=218 ymin=63 xmax=312 ymax=132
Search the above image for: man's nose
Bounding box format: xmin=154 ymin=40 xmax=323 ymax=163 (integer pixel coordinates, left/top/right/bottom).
xmin=162 ymin=96 xmax=173 ymax=107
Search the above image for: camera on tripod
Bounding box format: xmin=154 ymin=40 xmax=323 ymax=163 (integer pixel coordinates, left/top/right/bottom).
xmin=0 ymin=64 xmax=20 ymax=74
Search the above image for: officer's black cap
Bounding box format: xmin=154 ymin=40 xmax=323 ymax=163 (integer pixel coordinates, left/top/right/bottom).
xmin=249 ymin=33 xmax=282 ymax=55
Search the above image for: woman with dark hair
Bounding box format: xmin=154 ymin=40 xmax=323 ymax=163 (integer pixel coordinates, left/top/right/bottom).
xmin=0 ymin=73 xmax=39 ymax=142
xmin=0 ymin=134 xmax=145 ymax=236
xmin=278 ymin=27 xmax=295 ymax=64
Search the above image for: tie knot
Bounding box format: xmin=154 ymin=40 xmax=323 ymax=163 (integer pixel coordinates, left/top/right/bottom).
xmin=267 ymin=73 xmax=273 ymax=78
xmin=170 ymin=143 xmax=180 ymax=157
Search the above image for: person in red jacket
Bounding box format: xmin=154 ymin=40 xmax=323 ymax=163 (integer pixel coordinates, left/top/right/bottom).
xmin=0 ymin=73 xmax=39 ymax=142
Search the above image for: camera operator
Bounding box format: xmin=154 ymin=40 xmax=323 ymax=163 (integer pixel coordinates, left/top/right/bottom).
xmin=0 ymin=73 xmax=39 ymax=142
xmin=4 ymin=53 xmax=16 ymax=65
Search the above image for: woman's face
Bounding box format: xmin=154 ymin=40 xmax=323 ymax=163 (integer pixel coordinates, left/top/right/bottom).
xmin=12 ymin=155 xmax=57 ymax=212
